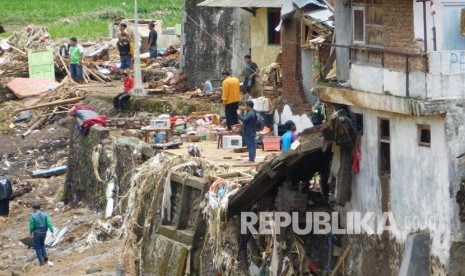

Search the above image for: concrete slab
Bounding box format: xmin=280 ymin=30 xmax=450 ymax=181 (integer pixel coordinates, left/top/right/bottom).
xmin=399 ymin=231 xmax=430 ymax=276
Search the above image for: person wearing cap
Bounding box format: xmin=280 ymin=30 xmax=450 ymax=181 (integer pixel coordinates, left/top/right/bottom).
xmin=237 ymin=100 xmax=257 ymax=162
xmin=221 ymin=71 xmax=241 ymax=130
xmin=30 ymin=204 xmax=54 ymax=266
xmin=282 ymin=120 xmax=297 ymax=153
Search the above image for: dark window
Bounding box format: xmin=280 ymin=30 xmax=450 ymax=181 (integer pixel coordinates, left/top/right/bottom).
xmin=353 ymin=8 xmax=365 ymax=43
xmin=380 ymin=119 xmax=390 ymax=141
xmin=353 ymin=113 xmax=364 ymax=134
xmin=418 ymin=125 xmax=431 ymax=147
xmin=379 ymin=118 xmax=390 ymax=175
xmin=267 ymin=9 xmax=281 ymax=45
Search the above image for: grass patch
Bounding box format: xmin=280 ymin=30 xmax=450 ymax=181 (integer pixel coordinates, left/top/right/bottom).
xmin=1 ymin=0 xmax=183 ymax=40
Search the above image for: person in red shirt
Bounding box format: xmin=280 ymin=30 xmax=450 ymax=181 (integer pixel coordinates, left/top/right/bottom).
xmin=114 ymin=71 xmax=134 ymax=111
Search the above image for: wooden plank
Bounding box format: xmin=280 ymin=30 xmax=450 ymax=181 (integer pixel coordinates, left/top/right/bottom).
xmin=16 ymin=97 xmax=85 ymax=112
xmin=170 ymin=172 xmax=207 ymax=190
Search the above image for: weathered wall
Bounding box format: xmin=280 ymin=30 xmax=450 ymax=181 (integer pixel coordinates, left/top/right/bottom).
xmin=64 ymin=124 xmax=147 ymax=210
xmin=64 ymin=125 xmax=111 ymax=208
xmin=332 ymin=109 xmax=452 ymax=275
xmin=281 ymin=14 xmax=312 ymax=115
xmin=334 ymin=0 xmax=351 ymax=81
xmin=181 ymin=1 xmax=250 ymax=86
xmin=250 ymin=8 xmax=281 ymax=70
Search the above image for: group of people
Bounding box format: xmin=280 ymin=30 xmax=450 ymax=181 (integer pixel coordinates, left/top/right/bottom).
xmin=66 ymin=22 xmax=158 ymax=112
xmin=1 ymin=176 xmax=55 ymax=267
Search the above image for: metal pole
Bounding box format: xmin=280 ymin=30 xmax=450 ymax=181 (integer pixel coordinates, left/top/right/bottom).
xmin=132 ymin=0 xmax=146 ymax=96
xmin=422 ymin=0 xmax=428 ymax=52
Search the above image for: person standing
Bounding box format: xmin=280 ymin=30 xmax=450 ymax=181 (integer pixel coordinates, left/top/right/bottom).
xmin=69 ymin=37 xmax=84 ymax=83
xmin=117 ymin=32 xmax=134 ymax=72
xmin=30 ymin=204 xmax=54 ymax=266
xmin=281 ymin=120 xmax=297 ymax=153
xmin=241 ymin=55 xmax=260 ymax=99
xmin=114 ymin=71 xmax=134 ymax=111
xmin=148 ymin=22 xmax=158 ymax=60
xmin=221 ymin=71 xmax=241 ymax=130
xmin=237 ymin=100 xmax=257 ymax=162
xmin=117 ymin=23 xmax=130 ymax=40
xmin=0 ymin=175 xmax=12 ymax=217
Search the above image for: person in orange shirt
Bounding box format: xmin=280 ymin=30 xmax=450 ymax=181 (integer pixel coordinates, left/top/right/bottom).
xmin=114 ymin=71 xmax=134 ymax=112
xmin=221 ymin=71 xmax=241 ymax=130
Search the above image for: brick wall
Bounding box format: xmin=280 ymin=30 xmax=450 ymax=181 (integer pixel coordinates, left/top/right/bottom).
xmin=383 ymin=0 xmax=426 ymax=72
xmin=281 ymin=14 xmax=312 ymax=115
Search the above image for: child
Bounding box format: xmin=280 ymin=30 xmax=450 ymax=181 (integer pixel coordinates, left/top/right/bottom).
xmin=69 ymin=37 xmax=84 ymax=83
xmin=281 ymin=120 xmax=297 ymax=153
xmin=114 ymin=71 xmax=134 ymax=111
xmin=116 ymin=32 xmax=134 ymax=73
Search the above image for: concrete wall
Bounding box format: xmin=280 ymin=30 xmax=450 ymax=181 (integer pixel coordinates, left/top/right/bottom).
xmin=181 ymin=1 xmax=250 ymax=86
xmin=349 ymin=64 xmax=427 ymax=98
xmin=334 ymin=0 xmax=351 ymax=81
xmin=250 ymin=8 xmax=281 ymax=70
xmin=428 ymin=51 xmax=465 ymax=99
xmin=333 ymin=109 xmax=452 ymax=274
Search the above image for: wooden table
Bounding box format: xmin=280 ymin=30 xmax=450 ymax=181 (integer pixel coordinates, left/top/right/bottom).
xmin=142 ymin=126 xmax=172 ymax=143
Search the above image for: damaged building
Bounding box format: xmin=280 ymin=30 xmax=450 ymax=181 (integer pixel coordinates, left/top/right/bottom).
xmin=314 ymin=0 xmax=465 ymax=275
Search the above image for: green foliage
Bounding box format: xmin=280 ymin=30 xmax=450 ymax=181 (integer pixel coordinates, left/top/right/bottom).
xmin=1 ymin=0 xmax=182 ymax=40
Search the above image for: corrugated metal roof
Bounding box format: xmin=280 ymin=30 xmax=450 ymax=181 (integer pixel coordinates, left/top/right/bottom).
xmin=197 ymin=0 xmax=282 ymax=8
xmin=293 ymin=0 xmax=327 ymax=9
xmin=281 ymin=0 xmax=328 ymax=19
xmin=303 ymin=9 xmax=334 ymax=28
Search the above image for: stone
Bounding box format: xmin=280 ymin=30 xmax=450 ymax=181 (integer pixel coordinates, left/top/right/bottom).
xmin=117 ymin=121 xmax=126 ymax=126
xmin=86 ymin=267 xmax=103 ymax=274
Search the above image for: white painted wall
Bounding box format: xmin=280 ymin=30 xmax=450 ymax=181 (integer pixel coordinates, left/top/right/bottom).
xmin=350 ymin=64 xmax=427 ymax=98
xmin=340 ymin=108 xmax=451 ymax=272
xmin=428 ymin=51 xmax=465 ymax=99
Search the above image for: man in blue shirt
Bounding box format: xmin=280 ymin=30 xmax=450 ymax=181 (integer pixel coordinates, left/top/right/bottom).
xmin=148 ymin=22 xmax=158 ymax=60
xmin=282 ymin=120 xmax=296 ymax=152
xmin=237 ymin=100 xmax=257 ymax=162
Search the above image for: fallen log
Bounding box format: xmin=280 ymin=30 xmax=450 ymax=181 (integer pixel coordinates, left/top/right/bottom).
xmin=10 ymin=185 xmax=33 ymax=200
xmin=16 ymin=97 xmax=85 ymax=112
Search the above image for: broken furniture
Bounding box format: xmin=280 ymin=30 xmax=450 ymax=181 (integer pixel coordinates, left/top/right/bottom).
xmin=222 ymin=135 xmax=242 ymax=150
xmin=142 ymin=125 xmax=173 ymax=143
xmin=7 ymin=77 xmax=60 ymax=99
xmin=262 ymin=136 xmax=281 ymax=151
xmin=217 ymin=131 xmax=241 ymax=149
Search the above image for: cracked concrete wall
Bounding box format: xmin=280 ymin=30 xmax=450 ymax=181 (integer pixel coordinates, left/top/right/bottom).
xmin=64 ymin=124 xmax=146 ymax=211
xmin=181 ymin=0 xmax=251 ymax=86
xmin=331 ymin=107 xmax=456 ymax=275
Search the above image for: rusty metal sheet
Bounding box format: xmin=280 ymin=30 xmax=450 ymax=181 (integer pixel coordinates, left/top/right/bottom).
xmin=7 ymin=78 xmax=60 ymax=99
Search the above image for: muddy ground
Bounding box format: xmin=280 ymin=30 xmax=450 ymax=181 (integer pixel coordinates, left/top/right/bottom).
xmin=0 ymin=96 xmax=124 ymax=275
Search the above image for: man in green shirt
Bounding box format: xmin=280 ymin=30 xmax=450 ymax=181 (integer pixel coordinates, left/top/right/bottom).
xmin=30 ymin=203 xmax=54 ymax=266
xmin=69 ymin=37 xmax=84 ymax=83
xmin=241 ymin=55 xmax=260 ymax=99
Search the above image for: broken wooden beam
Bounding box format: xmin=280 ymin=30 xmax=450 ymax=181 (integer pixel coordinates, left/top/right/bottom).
xmin=16 ymin=97 xmax=85 ymax=112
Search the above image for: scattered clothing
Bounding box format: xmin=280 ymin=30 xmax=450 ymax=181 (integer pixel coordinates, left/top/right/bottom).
xmin=238 ymin=110 xmax=257 ymax=162
xmin=30 ymin=211 xmax=54 ymax=266
xmin=68 ymin=105 xmax=107 ymax=135
xmin=0 ymin=176 xmax=12 ymax=217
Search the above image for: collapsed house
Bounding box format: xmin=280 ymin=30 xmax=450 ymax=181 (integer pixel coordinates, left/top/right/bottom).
xmin=313 ymin=0 xmax=465 ymax=275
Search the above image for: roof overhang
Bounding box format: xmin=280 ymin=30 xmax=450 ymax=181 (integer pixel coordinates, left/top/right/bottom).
xmin=197 ymin=0 xmax=282 ymax=8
